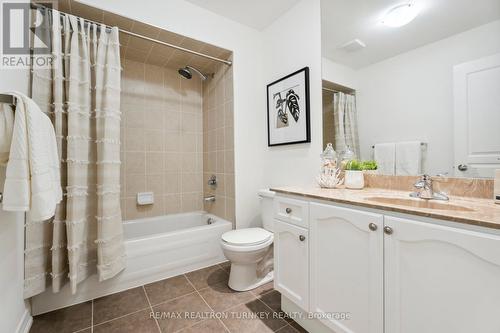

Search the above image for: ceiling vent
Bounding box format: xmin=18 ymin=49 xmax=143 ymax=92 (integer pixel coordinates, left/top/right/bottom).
xmin=339 ymin=39 xmax=366 ymax=52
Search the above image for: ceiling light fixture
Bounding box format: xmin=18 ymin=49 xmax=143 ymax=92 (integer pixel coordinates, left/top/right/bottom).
xmin=382 ymin=3 xmax=420 ymax=27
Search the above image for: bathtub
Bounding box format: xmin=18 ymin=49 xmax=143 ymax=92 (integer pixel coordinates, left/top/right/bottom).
xmin=31 ymin=212 xmax=232 ymax=315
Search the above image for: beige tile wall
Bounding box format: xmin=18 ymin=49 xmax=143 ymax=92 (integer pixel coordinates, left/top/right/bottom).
xmin=203 ymin=62 xmax=235 ymax=224
xmin=120 ymin=59 xmax=204 ymax=220
xmin=322 ymin=90 xmax=335 ymax=150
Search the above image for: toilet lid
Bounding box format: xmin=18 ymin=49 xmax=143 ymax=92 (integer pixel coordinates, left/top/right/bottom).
xmin=222 ymin=228 xmax=273 ymax=246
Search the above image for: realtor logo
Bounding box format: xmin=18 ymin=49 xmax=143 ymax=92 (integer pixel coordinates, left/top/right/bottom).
xmin=1 ymin=0 xmax=55 ymax=68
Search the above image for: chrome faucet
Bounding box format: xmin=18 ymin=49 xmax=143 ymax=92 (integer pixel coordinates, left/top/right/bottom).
xmin=410 ymin=174 xmax=449 ymax=201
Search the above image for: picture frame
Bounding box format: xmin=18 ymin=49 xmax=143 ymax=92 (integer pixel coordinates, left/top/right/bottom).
xmin=266 ymin=66 xmax=310 ymax=146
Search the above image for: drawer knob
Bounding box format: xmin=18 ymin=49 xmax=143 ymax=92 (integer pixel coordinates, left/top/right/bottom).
xmin=299 ymin=235 xmax=306 ymax=241
xmin=285 ymin=207 xmax=292 ymax=214
xmin=368 ymin=223 xmax=377 ymax=231
xmin=384 ymin=226 xmax=393 ymax=235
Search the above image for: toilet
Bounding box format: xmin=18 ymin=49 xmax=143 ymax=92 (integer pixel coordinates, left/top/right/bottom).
xmin=221 ymin=189 xmax=275 ymax=291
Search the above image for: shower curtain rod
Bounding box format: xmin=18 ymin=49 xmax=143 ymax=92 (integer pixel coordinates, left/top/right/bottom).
xmin=31 ymin=3 xmax=233 ymax=66
xmin=371 ymin=142 xmax=427 ymax=149
xmin=322 ymin=87 xmax=354 ymax=95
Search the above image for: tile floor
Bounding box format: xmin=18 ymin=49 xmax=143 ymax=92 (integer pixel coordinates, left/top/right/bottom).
xmin=29 ymin=262 xmax=308 ymax=333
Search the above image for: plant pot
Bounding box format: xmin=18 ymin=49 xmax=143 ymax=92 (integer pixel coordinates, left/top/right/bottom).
xmin=345 ymin=170 xmax=365 ymax=189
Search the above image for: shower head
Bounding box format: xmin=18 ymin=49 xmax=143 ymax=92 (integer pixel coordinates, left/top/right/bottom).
xmin=178 ymin=65 xmax=211 ymax=81
xmin=178 ymin=67 xmax=192 ymax=80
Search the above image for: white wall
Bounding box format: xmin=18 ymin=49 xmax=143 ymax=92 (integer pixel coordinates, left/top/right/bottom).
xmin=355 ymin=20 xmax=500 ymax=175
xmin=261 ymin=0 xmax=323 ymax=188
xmin=0 ymin=58 xmax=31 ymax=333
xmin=322 ymin=57 xmax=358 ymax=89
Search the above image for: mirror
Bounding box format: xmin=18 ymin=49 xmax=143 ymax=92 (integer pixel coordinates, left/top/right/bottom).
xmin=321 ymin=0 xmax=500 ymax=178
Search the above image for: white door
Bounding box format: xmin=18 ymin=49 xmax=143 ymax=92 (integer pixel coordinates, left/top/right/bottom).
xmin=274 ymin=220 xmax=309 ymax=311
xmin=385 ymin=216 xmax=500 ymax=333
xmin=310 ymin=203 xmax=383 ymax=333
xmin=453 ymin=53 xmax=500 ymax=178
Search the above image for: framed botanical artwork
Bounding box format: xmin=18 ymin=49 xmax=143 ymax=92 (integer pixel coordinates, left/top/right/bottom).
xmin=267 ymin=67 xmax=310 ymax=146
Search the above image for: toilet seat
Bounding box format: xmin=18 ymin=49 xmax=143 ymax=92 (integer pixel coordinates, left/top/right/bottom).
xmin=222 ymin=228 xmax=272 ymax=246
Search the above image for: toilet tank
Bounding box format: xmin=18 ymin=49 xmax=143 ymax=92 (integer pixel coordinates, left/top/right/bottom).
xmin=258 ymin=189 xmax=275 ymax=232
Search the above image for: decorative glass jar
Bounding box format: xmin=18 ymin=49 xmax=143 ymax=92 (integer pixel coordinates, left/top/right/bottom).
xmin=320 ymin=143 xmax=337 ymax=175
xmin=317 ymin=143 xmax=343 ymax=188
xmin=338 ymin=145 xmax=356 ymax=171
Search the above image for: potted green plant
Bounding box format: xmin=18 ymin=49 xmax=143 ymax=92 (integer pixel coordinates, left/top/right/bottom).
xmin=361 ymin=160 xmax=378 ymax=175
xmin=344 ymin=160 xmax=378 ymax=189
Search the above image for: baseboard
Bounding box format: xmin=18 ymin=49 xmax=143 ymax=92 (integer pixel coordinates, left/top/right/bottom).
xmin=15 ymin=309 xmax=33 ymax=333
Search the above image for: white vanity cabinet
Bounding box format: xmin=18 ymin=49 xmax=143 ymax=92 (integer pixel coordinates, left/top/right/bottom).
xmin=384 ymin=216 xmax=500 ymax=333
xmin=309 ymin=203 xmax=384 ymax=333
xmin=273 ymin=193 xmax=500 ymax=333
xmin=274 ymin=220 xmax=309 ymax=311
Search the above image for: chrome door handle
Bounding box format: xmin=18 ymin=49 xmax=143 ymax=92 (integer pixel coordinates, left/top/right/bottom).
xmin=285 ymin=207 xmax=292 ymax=214
xmin=369 ymin=223 xmax=377 ymax=231
xmin=457 ymin=164 xmax=468 ymax=171
xmin=383 ymin=226 xmax=393 ymax=235
xmin=299 ymin=235 xmax=306 ymax=241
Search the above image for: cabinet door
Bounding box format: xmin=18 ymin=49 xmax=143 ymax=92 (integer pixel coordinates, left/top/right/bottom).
xmin=274 ymin=220 xmax=309 ymax=311
xmin=385 ymin=216 xmax=500 ymax=333
xmin=310 ymin=203 xmax=383 ymax=333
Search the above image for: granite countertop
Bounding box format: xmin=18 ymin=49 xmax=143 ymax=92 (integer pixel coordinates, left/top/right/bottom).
xmin=270 ymin=186 xmax=500 ymax=230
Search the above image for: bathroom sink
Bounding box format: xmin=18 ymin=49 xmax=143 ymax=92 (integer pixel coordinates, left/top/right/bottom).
xmin=365 ymin=197 xmax=475 ymax=212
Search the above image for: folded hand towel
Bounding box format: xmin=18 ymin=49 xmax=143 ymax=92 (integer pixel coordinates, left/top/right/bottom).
xmin=0 ymin=103 xmax=14 ymax=165
xmin=2 ymin=92 xmax=62 ymax=221
xmin=395 ymin=141 xmax=422 ymax=176
xmin=374 ymin=143 xmax=396 ymax=175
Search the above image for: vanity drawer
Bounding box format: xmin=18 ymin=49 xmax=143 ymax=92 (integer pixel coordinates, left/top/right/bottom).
xmin=274 ymin=196 xmax=309 ymax=227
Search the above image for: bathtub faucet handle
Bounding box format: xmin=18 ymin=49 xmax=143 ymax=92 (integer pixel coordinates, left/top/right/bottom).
xmin=208 ymin=175 xmax=217 ymax=187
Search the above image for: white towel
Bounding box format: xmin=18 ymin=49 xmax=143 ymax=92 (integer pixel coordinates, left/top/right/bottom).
xmin=374 ymin=143 xmax=396 ymax=175
xmin=395 ymin=141 xmax=422 ymax=176
xmin=2 ymin=92 xmax=62 ymax=221
xmin=0 ymin=103 xmax=14 ymax=165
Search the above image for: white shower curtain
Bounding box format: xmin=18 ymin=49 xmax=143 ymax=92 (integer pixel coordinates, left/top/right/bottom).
xmin=333 ymin=92 xmax=360 ymax=157
xmin=25 ymin=8 xmax=125 ymax=297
